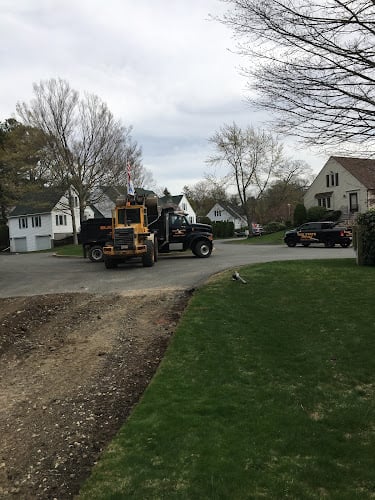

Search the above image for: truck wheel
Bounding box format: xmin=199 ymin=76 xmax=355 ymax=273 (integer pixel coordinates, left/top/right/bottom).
xmin=325 ymin=239 xmax=335 ymax=248
xmin=340 ymin=241 xmax=351 ymax=248
xmin=104 ymin=257 xmax=117 ymax=269
xmin=89 ymin=245 xmax=104 ymax=262
xmin=193 ymin=240 xmax=212 ymax=258
xmin=285 ymin=239 xmax=297 ymax=247
xmin=142 ymin=240 xmax=155 ymax=267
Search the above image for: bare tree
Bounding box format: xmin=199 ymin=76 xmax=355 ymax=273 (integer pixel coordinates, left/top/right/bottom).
xmin=183 ymin=179 xmax=228 ymax=217
xmin=218 ymin=0 xmax=375 ymax=149
xmin=207 ymin=123 xmax=287 ymax=228
xmin=17 ymin=78 xmax=143 ymax=242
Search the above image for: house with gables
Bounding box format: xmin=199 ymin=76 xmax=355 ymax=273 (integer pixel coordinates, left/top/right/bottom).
xmin=206 ymin=202 xmax=247 ymax=229
xmin=8 ymin=188 xmax=83 ymax=252
xmin=8 ymin=185 xmax=197 ymax=252
xmin=159 ymin=194 xmax=196 ymax=224
xmin=304 ymin=156 xmax=375 ymax=222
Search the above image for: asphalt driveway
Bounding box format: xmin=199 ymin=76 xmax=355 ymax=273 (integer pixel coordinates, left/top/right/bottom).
xmin=0 ymin=240 xmax=355 ymax=298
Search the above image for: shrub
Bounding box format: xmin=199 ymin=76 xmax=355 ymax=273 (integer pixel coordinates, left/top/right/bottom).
xmin=293 ymin=204 xmax=307 ymax=226
xmin=212 ymin=221 xmax=235 ymax=238
xmin=306 ymin=206 xmax=328 ymax=221
xmin=323 ymin=210 xmax=342 ymax=222
xmin=264 ymin=221 xmax=286 ymax=233
xmin=356 ymin=210 xmax=375 ymax=266
xmin=0 ymin=225 xmax=9 ymax=250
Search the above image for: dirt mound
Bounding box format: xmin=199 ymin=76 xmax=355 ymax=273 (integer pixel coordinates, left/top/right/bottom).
xmin=0 ymin=290 xmax=190 ymax=499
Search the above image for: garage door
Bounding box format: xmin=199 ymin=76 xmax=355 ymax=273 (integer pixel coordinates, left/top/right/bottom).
xmin=36 ymin=236 xmax=51 ymax=251
xmin=14 ymin=237 xmax=27 ymax=252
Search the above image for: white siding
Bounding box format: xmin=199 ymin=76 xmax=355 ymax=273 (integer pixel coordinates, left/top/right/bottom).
xmin=206 ymin=203 xmax=246 ymax=229
xmin=52 ymin=193 xmax=80 ymax=239
xmin=177 ymin=195 xmax=196 ymax=224
xmin=8 ymin=213 xmax=53 ymax=252
xmin=304 ymin=158 xmax=369 ymax=220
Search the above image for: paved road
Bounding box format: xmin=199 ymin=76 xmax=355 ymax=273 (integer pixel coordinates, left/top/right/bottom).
xmin=0 ymin=240 xmax=355 ymax=298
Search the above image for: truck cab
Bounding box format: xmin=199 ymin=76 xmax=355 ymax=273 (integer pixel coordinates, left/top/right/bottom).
xmin=102 ymin=195 xmax=158 ymax=269
xmin=151 ymin=209 xmax=213 ymax=258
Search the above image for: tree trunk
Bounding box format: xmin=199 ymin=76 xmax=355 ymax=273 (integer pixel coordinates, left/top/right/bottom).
xmin=68 ymin=188 xmax=79 ymax=245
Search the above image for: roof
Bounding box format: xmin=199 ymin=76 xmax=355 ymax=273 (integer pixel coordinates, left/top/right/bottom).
xmin=332 ymin=156 xmax=375 ymax=189
xmin=100 ymin=185 xmax=156 ymax=203
xmin=88 ymin=204 xmax=105 ymax=218
xmin=210 ymin=202 xmax=246 ymax=220
xmin=9 ymin=188 xmax=65 ymax=217
xmin=159 ymin=194 xmax=183 ymax=209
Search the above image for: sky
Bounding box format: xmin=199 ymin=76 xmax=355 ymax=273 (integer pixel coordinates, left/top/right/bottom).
xmin=0 ymin=0 xmax=325 ymax=194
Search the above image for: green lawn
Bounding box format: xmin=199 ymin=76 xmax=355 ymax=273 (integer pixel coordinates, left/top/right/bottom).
xmin=53 ymin=243 xmax=82 ymax=256
xmin=230 ymin=230 xmax=285 ymax=245
xmin=79 ymin=259 xmax=375 ymax=499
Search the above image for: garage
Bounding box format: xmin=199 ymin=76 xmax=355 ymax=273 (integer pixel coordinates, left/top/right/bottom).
xmin=35 ymin=235 xmax=51 ymax=251
xmin=14 ymin=237 xmax=27 ymax=252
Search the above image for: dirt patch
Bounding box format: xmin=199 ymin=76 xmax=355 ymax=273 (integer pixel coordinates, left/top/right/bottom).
xmin=0 ymin=290 xmax=191 ymax=499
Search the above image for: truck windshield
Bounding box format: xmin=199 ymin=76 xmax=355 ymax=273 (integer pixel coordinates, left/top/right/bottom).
xmin=117 ymin=208 xmax=141 ymax=225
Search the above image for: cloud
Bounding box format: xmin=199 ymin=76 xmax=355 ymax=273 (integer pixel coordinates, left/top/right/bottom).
xmin=0 ymin=0 xmax=323 ymax=194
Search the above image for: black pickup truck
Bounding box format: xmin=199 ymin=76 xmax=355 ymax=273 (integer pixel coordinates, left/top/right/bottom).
xmin=284 ymin=221 xmax=352 ymax=248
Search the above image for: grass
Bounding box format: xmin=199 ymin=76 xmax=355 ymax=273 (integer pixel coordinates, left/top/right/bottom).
xmin=52 ymin=244 xmax=82 ymax=256
xmin=231 ymin=230 xmax=285 ymax=245
xmin=79 ymin=259 xmax=375 ymax=499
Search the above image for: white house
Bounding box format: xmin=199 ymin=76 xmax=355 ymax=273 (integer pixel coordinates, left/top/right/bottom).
xmin=304 ymin=156 xmax=375 ymax=222
xmin=92 ymin=186 xmax=159 ymax=218
xmin=206 ymin=202 xmax=247 ymax=229
xmin=159 ymin=194 xmax=197 ymax=223
xmin=8 ymin=188 xmax=82 ymax=252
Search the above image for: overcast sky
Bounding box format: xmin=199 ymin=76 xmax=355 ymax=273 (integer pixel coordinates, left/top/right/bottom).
xmin=0 ymin=0 xmax=324 ymax=194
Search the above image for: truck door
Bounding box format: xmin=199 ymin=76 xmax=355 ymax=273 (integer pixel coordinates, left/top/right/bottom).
xmin=169 ymin=214 xmax=188 ymax=243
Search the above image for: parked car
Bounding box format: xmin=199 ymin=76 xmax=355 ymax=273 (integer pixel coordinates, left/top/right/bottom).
xmin=234 ymin=230 xmax=248 ymax=237
xmin=252 ymin=223 xmax=264 ymax=236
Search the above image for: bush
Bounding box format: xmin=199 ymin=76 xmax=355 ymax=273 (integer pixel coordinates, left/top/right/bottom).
xmin=306 ymin=206 xmax=328 ymax=222
xmin=323 ymin=210 xmax=342 ymax=222
xmin=0 ymin=225 xmax=9 ymax=250
xmin=293 ymin=204 xmax=307 ymax=226
xmin=356 ymin=210 xmax=375 ymax=266
xmin=264 ymin=221 xmax=286 ymax=233
xmin=212 ymin=221 xmax=235 ymax=238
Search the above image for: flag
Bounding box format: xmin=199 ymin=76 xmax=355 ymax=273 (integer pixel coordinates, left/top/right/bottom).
xmin=127 ymin=161 xmax=135 ymax=196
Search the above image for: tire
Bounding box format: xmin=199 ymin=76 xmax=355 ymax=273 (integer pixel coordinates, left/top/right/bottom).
xmin=324 ymin=239 xmax=335 ymax=248
xmin=104 ymin=257 xmax=117 ymax=269
xmin=285 ymin=239 xmax=297 ymax=247
xmin=192 ymin=240 xmax=212 ymax=258
xmin=142 ymin=240 xmax=155 ymax=267
xmin=89 ymin=245 xmax=104 ymax=262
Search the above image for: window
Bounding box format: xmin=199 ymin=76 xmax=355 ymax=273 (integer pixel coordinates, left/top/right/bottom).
xmin=18 ymin=217 xmax=28 ymax=229
xmin=349 ymin=192 xmax=359 ymax=212
xmin=326 ymin=172 xmax=339 ymax=187
xmin=55 ymin=214 xmax=67 ymax=226
xmin=318 ymin=197 xmax=331 ymax=208
xmin=74 ymin=196 xmax=79 ymax=208
xmin=32 ymin=216 xmax=41 ymax=228
xmin=214 ymin=210 xmax=222 ymax=217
